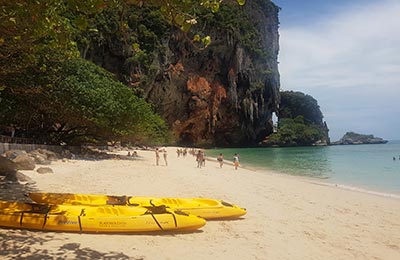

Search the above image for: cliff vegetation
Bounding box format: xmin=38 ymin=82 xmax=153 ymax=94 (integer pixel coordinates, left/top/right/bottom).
xmin=262 ymin=91 xmax=330 ymax=146
xmin=65 ymin=0 xmax=281 ymax=147
xmin=1 ymin=0 xmax=252 ymax=146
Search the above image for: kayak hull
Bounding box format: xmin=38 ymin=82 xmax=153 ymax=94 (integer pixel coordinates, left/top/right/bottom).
xmin=28 ymin=193 xmax=247 ymax=219
xmin=0 ymin=200 xmax=205 ymax=233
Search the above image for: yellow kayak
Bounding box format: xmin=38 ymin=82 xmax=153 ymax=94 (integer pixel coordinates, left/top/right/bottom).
xmin=28 ymin=192 xmax=247 ymax=219
xmin=0 ymin=200 xmax=205 ymax=233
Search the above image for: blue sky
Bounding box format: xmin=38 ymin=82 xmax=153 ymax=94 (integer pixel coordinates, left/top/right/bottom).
xmin=273 ymin=0 xmax=400 ymax=141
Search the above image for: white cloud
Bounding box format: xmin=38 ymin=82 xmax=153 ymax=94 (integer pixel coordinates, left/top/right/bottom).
xmin=278 ymin=0 xmax=400 ymax=140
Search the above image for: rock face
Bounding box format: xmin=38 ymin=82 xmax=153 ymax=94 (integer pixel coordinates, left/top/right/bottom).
xmin=332 ymin=132 xmax=388 ymax=145
xmin=12 ymin=154 xmax=36 ymax=170
xmin=145 ymin=2 xmax=280 ymax=146
xmin=0 ymin=156 xmax=32 ymax=183
xmin=85 ymin=1 xmax=280 ymax=147
xmin=0 ymin=156 xmax=17 ymax=176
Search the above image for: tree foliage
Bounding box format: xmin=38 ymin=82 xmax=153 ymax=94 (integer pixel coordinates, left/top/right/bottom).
xmin=0 ymin=0 xmax=244 ymax=145
xmin=279 ymin=91 xmax=324 ymax=125
xmin=1 ymin=58 xmax=167 ymax=145
xmin=266 ymin=116 xmax=325 ymax=146
xmin=197 ymin=3 xmax=266 ymax=57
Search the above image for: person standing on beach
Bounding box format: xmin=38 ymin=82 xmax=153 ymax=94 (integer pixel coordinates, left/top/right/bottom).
xmin=163 ymin=149 xmax=168 ymax=166
xmin=217 ymin=153 xmax=224 ymax=168
xmin=196 ymin=150 xmax=203 ymax=168
xmin=233 ymin=153 xmax=239 ymax=170
xmin=155 ymin=148 xmax=160 ymax=166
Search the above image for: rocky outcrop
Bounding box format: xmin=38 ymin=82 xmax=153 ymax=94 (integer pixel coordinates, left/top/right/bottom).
xmin=12 ymin=154 xmax=36 ymax=170
xmin=0 ymin=156 xmax=32 ymax=183
xmin=145 ymin=2 xmax=280 ymax=146
xmin=0 ymin=156 xmax=17 ymax=177
xmin=85 ymin=1 xmax=280 ymax=147
xmin=332 ymin=132 xmax=388 ymax=145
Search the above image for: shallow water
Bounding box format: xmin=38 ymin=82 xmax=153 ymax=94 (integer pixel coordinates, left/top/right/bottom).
xmin=207 ymin=141 xmax=400 ymax=194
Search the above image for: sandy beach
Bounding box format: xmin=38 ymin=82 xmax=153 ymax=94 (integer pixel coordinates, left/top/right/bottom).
xmin=1 ymin=147 xmax=400 ymax=260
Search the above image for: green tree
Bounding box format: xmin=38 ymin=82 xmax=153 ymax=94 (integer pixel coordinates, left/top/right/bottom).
xmin=1 ymin=58 xmax=167 ymax=145
xmin=266 ymin=116 xmax=324 ymax=146
xmin=263 ymin=91 xmax=329 ymax=146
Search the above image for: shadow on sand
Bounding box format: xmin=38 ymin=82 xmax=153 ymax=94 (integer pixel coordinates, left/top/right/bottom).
xmin=0 ymin=180 xmax=37 ymax=202
xmin=0 ymin=229 xmax=137 ymax=260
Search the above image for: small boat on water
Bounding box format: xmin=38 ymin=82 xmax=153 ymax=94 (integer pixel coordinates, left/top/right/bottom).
xmin=28 ymin=192 xmax=247 ymax=219
xmin=0 ymin=200 xmax=206 ymax=233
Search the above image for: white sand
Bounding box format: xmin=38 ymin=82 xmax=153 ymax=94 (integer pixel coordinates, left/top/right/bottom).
xmin=1 ymin=147 xmax=400 ymax=260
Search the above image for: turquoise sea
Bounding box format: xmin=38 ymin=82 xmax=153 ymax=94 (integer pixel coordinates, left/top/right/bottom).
xmin=207 ymin=140 xmax=400 ymax=194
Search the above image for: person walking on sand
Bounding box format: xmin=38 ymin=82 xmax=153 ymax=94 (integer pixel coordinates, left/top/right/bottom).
xmin=217 ymin=153 xmax=224 ymax=168
xmin=196 ymin=150 xmax=203 ymax=168
xmin=233 ymin=153 xmax=239 ymax=170
xmin=155 ymin=148 xmax=160 ymax=166
xmin=163 ymin=149 xmax=168 ymax=166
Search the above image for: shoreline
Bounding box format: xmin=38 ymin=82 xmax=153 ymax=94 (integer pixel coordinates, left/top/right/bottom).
xmin=1 ymin=146 xmax=400 ymax=259
xmin=306 ymin=179 xmax=400 ymax=200
xmin=258 ymin=167 xmax=400 ymax=200
xmin=207 ymin=154 xmax=400 ymax=200
xmin=205 ymin=143 xmax=400 ymax=200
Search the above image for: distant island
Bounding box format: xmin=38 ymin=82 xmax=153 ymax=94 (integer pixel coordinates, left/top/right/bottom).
xmin=331 ymin=132 xmax=388 ymax=145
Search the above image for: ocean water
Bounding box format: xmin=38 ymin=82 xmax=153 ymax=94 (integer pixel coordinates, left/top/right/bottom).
xmin=206 ymin=141 xmax=400 ymax=194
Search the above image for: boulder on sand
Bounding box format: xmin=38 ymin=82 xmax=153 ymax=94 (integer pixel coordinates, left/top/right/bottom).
xmin=12 ymin=154 xmax=36 ymax=170
xmin=0 ymin=156 xmax=18 ymax=181
xmin=32 ymin=149 xmax=59 ymax=161
xmin=36 ymin=167 xmax=54 ymax=174
xmin=2 ymin=149 xmax=27 ymax=160
xmin=29 ymin=152 xmax=51 ymax=165
xmin=0 ymin=156 xmax=18 ymax=175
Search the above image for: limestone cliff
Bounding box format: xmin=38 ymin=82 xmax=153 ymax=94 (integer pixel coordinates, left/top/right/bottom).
xmin=82 ymin=1 xmax=280 ymax=147
xmin=144 ymin=1 xmax=280 ymax=146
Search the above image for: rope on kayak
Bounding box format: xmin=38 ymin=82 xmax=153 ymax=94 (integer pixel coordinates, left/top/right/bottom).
xmin=126 ymin=196 xmax=140 ymax=207
xmin=147 ymin=199 xmax=176 ymax=230
xmin=150 ymin=214 xmax=164 ymax=231
xmin=41 ymin=205 xmax=51 ymax=230
xmin=78 ymin=209 xmax=85 ymax=233
xmin=19 ymin=212 xmax=24 ymax=227
xmin=18 ymin=203 xmax=52 ymax=228
xmin=78 ymin=216 xmax=82 ymax=233
xmin=172 ymin=212 xmax=177 ymax=228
